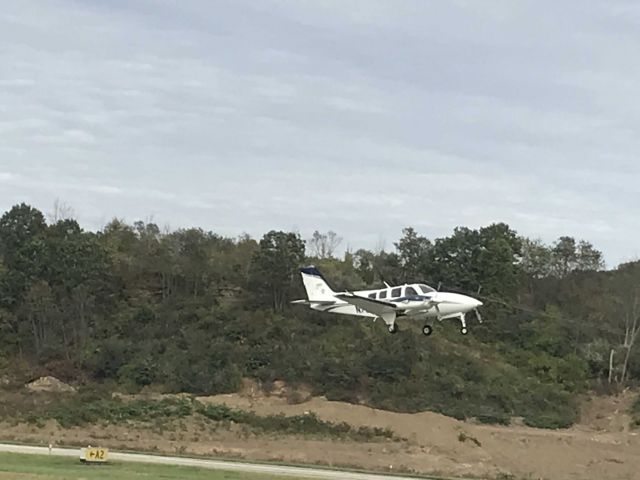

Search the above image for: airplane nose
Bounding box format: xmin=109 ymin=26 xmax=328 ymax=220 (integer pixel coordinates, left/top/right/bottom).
xmin=464 ymin=296 xmax=482 ymax=309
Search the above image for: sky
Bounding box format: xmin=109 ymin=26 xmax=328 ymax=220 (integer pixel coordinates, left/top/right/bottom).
xmin=1 ymin=1 xmax=640 ymax=267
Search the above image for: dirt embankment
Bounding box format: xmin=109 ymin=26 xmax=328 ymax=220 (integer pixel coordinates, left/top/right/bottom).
xmin=195 ymin=388 xmax=640 ymax=480
xmin=1 ymin=382 xmax=639 ymax=480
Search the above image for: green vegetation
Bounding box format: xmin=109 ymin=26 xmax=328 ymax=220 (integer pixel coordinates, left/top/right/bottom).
xmin=0 ymin=452 xmax=303 ymax=480
xmin=29 ymin=396 xmax=193 ymax=429
xmin=195 ymin=402 xmax=396 ymax=440
xmin=7 ymin=393 xmax=396 ymax=441
xmin=0 ymin=203 xmax=639 ymax=429
xmin=632 ymin=397 xmax=640 ymax=427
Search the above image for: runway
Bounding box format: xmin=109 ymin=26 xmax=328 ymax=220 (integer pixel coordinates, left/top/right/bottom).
xmin=0 ymin=442 xmax=442 ymax=480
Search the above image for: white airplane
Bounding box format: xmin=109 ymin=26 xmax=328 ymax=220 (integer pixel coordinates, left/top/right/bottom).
xmin=292 ymin=266 xmax=483 ymax=336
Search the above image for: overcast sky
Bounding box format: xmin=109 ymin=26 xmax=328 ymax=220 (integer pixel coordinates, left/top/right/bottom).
xmin=1 ymin=1 xmax=640 ymax=267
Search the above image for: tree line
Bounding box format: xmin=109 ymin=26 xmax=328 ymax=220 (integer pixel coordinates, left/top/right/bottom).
xmin=0 ymin=203 xmax=638 ymax=428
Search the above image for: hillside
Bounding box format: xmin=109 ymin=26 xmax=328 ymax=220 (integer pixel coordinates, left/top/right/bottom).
xmin=1 ymin=203 xmax=640 ymax=431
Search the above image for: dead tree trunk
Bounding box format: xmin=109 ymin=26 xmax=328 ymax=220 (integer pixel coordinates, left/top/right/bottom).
xmin=617 ymin=291 xmax=640 ymax=387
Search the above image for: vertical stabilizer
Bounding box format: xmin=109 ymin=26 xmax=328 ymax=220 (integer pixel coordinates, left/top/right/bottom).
xmin=299 ymin=266 xmax=336 ymax=302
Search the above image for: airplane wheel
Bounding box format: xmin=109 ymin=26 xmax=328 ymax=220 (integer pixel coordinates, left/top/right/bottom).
xmin=388 ymin=324 xmax=398 ymax=334
xmin=422 ymin=325 xmax=433 ymax=336
xmin=461 ymin=327 xmax=468 ymax=335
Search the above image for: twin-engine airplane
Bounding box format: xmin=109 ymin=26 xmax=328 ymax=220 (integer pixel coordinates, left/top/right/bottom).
xmin=292 ymin=266 xmax=483 ymax=336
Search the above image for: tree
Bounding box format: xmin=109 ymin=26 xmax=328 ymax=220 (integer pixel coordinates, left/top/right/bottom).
xmin=430 ymin=223 xmax=521 ymax=296
xmin=576 ymin=241 xmax=605 ymax=272
xmin=43 ymin=220 xmax=112 ymax=349
xmin=176 ymin=228 xmax=211 ymax=298
xmin=551 ymin=237 xmax=604 ymax=277
xmin=431 ymin=227 xmax=481 ymax=290
xmin=249 ymin=231 xmax=305 ymax=311
xmin=520 ymin=238 xmax=553 ymax=280
xmin=308 ymin=230 xmax=342 ymax=259
xmin=618 ymin=290 xmax=640 ymax=386
xmin=552 ymin=237 xmax=578 ymax=277
xmin=47 ymin=199 xmax=76 ymax=224
xmin=0 ymin=307 xmax=18 ymax=355
xmin=20 ymin=281 xmax=57 ymax=358
xmin=0 ymin=203 xmax=47 ymax=253
xmin=477 ymin=223 xmax=522 ymax=296
xmin=607 ymin=263 xmax=640 ymax=387
xmin=394 ymin=227 xmax=432 ymax=283
xmin=352 ymin=249 xmax=376 ymax=285
xmin=0 ymin=204 xmax=48 ymax=308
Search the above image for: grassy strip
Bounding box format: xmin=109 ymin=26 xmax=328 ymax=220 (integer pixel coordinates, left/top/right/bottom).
xmin=0 ymin=451 xmax=300 ymax=480
xmin=195 ymin=402 xmax=396 ymax=441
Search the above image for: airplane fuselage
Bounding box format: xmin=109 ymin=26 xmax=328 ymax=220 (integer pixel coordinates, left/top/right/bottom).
xmin=309 ymin=287 xmax=481 ymax=321
xmin=294 ymin=267 xmax=484 ymax=336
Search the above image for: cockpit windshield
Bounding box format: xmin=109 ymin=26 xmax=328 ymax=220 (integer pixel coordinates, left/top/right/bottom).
xmin=418 ymin=284 xmax=435 ymax=294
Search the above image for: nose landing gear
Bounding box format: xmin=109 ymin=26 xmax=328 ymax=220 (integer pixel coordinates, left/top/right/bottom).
xmin=422 ymin=324 xmax=433 ymax=336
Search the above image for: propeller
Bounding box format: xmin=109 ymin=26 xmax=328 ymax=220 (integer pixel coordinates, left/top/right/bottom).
xmin=425 ymin=282 xmax=585 ymax=328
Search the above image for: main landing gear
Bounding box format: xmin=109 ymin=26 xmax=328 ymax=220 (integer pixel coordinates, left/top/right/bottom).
xmin=459 ymin=313 xmax=468 ymax=335
xmin=386 ymin=317 xmax=472 ymax=336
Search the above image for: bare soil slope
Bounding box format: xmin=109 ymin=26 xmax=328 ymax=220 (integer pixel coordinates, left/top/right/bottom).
xmin=196 ymin=388 xmax=640 ymax=480
xmin=1 ymin=387 xmax=639 ymax=480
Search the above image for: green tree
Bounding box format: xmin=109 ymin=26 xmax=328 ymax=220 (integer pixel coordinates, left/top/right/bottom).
xmin=430 ymin=223 xmax=521 ymax=296
xmin=551 ymin=237 xmax=604 ymax=277
xmin=394 ymin=227 xmax=432 ymax=283
xmin=0 ymin=204 xmax=48 ymax=307
xmin=606 ymin=262 xmax=640 ymax=387
xmin=249 ymin=231 xmax=305 ymax=311
xmin=20 ymin=281 xmax=57 ymax=358
xmin=576 ymin=240 xmax=605 ymax=271
xmin=520 ymin=238 xmax=553 ymax=292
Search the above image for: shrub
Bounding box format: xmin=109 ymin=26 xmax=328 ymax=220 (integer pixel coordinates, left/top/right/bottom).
xmin=631 ymin=396 xmax=640 ymax=427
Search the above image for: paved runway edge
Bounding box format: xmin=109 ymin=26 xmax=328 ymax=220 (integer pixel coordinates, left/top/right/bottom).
xmin=0 ymin=442 xmax=450 ymax=480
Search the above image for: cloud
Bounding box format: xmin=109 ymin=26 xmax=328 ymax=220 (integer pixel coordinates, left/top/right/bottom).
xmin=0 ymin=0 xmax=639 ymax=266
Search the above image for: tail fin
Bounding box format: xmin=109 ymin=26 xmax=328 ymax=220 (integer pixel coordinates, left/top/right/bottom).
xmin=299 ymin=266 xmax=337 ymax=302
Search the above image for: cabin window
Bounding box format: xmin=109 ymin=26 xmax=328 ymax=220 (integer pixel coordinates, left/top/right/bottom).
xmin=405 ymin=286 xmax=418 ymax=296
xmin=419 ymin=284 xmax=435 ymax=294
xmin=379 ymin=290 xmax=388 ymax=299
xmin=368 ymin=293 xmax=376 ymax=299
xmin=391 ymin=287 xmax=402 ymax=298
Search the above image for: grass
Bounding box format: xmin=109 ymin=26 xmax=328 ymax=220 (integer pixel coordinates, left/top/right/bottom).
xmin=195 ymin=402 xmax=397 ymax=441
xmin=0 ymin=452 xmax=304 ymax=480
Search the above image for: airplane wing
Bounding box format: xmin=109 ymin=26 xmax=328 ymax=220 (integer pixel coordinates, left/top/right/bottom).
xmin=290 ymin=299 xmax=336 ymax=305
xmin=335 ymin=293 xmax=397 ymax=325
